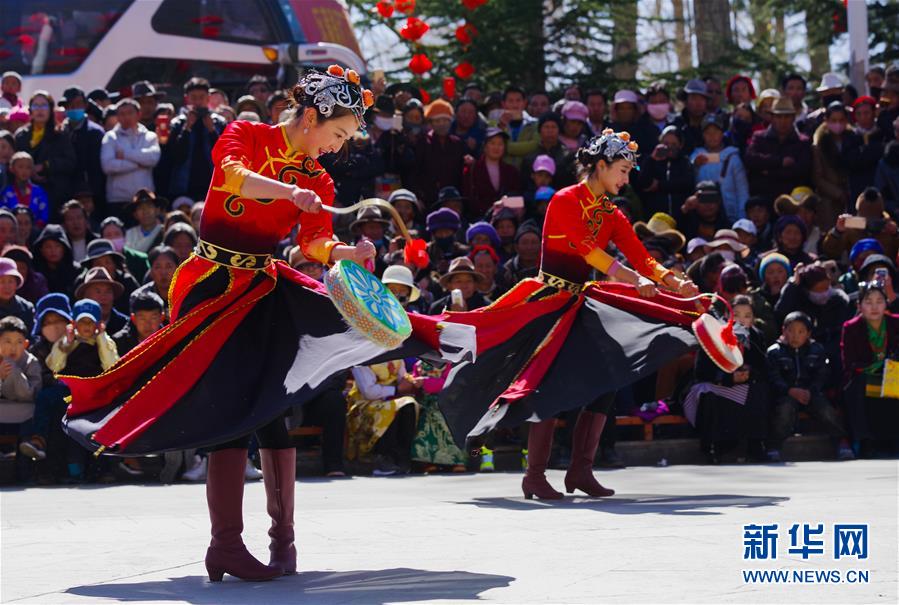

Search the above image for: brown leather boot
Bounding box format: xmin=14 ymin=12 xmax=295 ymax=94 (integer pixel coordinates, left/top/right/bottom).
xmin=260 ymin=448 xmax=297 ymax=575
xmin=204 ymin=448 xmax=282 ymax=582
xmin=564 ymin=412 xmax=615 ymax=497
xmin=521 ymin=418 xmax=563 ymax=500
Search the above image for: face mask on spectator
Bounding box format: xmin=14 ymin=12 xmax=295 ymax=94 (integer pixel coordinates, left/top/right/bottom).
xmin=807 ymin=287 xmax=833 ymax=305
xmin=435 ymin=235 xmax=455 ymax=252
xmin=108 ymin=237 xmax=125 ymax=252
xmin=647 ymin=103 xmax=669 ymax=121
xmin=405 ymin=123 xmax=422 ymax=135
xmin=827 ymin=121 xmax=846 ymax=135
xmin=66 ymin=108 xmax=86 ymax=122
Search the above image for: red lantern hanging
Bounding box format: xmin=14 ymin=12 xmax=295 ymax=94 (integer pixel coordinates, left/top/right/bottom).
xmin=396 ymin=0 xmax=416 ymax=15
xmin=399 ymin=17 xmax=429 ymax=41
xmin=454 ymin=61 xmax=475 ymax=80
xmin=461 ymin=0 xmax=488 ymax=10
xmin=419 ymin=88 xmax=431 ymax=104
xmin=454 ymin=22 xmax=477 ymax=46
xmin=375 ymin=1 xmax=394 ymax=18
xmin=408 ymin=53 xmax=432 ymax=75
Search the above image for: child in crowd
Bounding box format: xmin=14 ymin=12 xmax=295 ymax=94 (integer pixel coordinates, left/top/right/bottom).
xmin=35 ymin=299 xmax=120 ymax=481
xmin=112 ymin=290 xmax=165 ymax=356
xmin=124 ymin=189 xmax=164 ymax=253
xmin=1 ymin=151 xmax=50 ymax=228
xmin=765 ymin=311 xmax=854 ymax=462
xmin=17 ymin=295 xmax=71 ymax=472
xmin=0 ymin=316 xmax=42 ymax=427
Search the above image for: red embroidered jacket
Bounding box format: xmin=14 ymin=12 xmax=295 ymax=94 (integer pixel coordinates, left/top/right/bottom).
xmin=541 ymin=182 xmax=670 ymax=284
xmin=200 ymin=120 xmax=337 ymax=262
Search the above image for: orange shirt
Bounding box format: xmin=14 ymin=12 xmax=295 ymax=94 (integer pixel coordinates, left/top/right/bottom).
xmin=201 ymin=120 xmax=336 ymax=262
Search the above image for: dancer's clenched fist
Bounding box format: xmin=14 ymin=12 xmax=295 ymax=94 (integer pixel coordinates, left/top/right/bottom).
xmin=290 ymin=186 xmax=322 ymax=213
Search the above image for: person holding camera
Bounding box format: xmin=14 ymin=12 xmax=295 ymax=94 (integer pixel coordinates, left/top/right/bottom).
xmin=164 ymin=77 xmax=226 ymax=201
xmin=821 ymin=186 xmax=899 ymax=261
xmin=636 ymin=125 xmax=694 ymax=219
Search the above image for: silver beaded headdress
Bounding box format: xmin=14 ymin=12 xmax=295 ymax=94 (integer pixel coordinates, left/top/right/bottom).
xmin=299 ymin=65 xmax=373 ymax=128
xmin=582 ymin=129 xmax=640 ymax=164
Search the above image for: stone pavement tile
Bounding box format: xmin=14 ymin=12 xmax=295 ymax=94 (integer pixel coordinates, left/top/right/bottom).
xmin=1 ymin=461 xmax=896 ymax=604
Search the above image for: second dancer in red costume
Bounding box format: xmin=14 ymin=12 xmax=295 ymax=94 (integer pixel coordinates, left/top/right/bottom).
xmin=439 ymin=129 xmax=703 ymax=500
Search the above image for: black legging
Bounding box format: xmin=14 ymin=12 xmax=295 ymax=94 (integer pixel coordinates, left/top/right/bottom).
xmin=210 ymin=415 xmax=293 ymax=451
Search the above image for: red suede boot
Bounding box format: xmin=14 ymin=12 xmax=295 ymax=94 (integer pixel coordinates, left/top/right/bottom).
xmin=260 ymin=448 xmax=297 ymax=575
xmin=204 ymin=448 xmax=282 ymax=582
xmin=521 ymin=419 xmax=564 ymax=500
xmin=564 ymin=412 xmax=615 ymax=497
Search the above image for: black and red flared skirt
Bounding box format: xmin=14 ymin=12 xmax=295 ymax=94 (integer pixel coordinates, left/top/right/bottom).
xmin=61 ymin=253 xmax=460 ymax=455
xmin=437 ymin=278 xmax=705 ymax=449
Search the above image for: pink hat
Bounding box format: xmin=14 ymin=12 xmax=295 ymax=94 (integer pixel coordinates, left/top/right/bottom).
xmin=532 ymin=154 xmax=556 ymax=175
xmin=612 ymin=90 xmax=640 ymax=105
xmin=0 ymin=257 xmax=24 ymax=288
xmin=561 ymin=100 xmax=589 ymax=122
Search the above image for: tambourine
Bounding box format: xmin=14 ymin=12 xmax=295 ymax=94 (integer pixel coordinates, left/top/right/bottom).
xmin=321 ymin=198 xmax=423 ymax=349
xmin=687 ymin=293 xmax=744 ymax=373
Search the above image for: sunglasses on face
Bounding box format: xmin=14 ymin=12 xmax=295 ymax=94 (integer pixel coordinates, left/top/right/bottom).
xmin=30 ymin=103 xmax=50 ymax=110
xmin=396 ymin=295 xmax=409 ymax=303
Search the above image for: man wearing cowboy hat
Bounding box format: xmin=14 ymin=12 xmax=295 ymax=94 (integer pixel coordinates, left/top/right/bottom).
xmin=429 ymin=256 xmax=488 ymax=314
xmin=77 ymin=238 xmax=141 ymax=314
xmin=745 ymin=97 xmax=812 ymax=202
xmin=74 ymin=266 xmax=129 ymax=335
xmin=633 ymin=212 xmax=687 ymax=254
xmin=130 ymin=80 xmax=166 ymax=130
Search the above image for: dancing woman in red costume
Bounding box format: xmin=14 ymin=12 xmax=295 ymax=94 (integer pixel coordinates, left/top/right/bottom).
xmin=439 ymin=129 xmax=703 ymax=500
xmin=61 ymin=66 xmax=457 ymax=582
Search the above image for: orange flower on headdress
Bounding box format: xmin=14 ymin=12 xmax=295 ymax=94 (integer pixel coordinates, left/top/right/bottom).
xmin=362 ymin=89 xmax=374 ymax=108
xmin=346 ymin=69 xmax=360 ymax=84
xmin=627 ymin=141 xmax=638 ymax=151
xmin=618 ymin=131 xmax=631 ymax=141
xmin=601 ymin=128 xmax=614 ymax=136
xmin=327 ymin=64 xmax=345 ymax=77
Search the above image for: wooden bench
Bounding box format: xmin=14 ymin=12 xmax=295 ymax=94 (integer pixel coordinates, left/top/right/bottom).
xmin=616 ymin=415 xmax=690 ymax=441
xmin=288 ymin=426 xmax=324 ymax=438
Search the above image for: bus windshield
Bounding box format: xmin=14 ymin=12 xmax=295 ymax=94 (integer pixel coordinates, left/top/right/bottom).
xmin=0 ymin=0 xmax=133 ymax=75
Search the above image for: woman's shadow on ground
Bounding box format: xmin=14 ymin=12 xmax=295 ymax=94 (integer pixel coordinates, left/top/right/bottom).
xmin=65 ymin=568 xmax=515 ymax=605
xmin=455 ymin=493 xmax=790 ymax=515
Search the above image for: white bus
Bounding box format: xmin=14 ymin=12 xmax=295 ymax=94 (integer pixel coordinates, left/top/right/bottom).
xmin=2 ymin=0 xmax=366 ymax=103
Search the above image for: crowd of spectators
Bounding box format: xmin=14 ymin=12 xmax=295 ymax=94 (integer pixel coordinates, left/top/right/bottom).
xmin=1 ymin=61 xmax=898 ymax=483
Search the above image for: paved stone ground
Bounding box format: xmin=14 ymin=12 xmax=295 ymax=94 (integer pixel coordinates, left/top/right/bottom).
xmin=2 ymin=460 xmax=896 ymax=604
